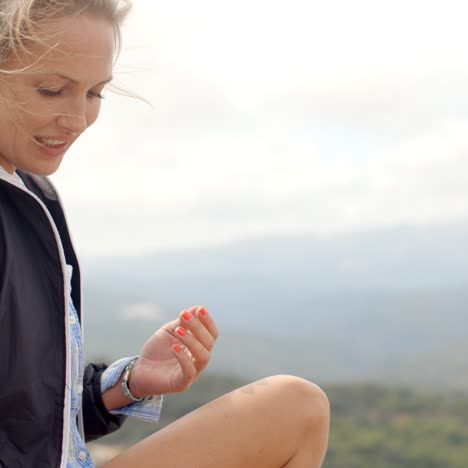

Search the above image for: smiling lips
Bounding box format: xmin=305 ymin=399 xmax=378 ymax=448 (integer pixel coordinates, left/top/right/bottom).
xmin=33 ymin=136 xmax=72 ymax=158
xmin=34 ymin=136 xmax=68 ymax=147
xmin=33 ymin=136 xmax=71 ymax=156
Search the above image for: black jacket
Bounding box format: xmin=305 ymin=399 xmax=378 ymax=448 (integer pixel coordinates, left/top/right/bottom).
xmin=0 ymin=172 xmax=126 ymax=468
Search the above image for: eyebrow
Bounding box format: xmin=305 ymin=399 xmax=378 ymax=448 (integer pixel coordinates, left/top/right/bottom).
xmin=52 ymin=73 xmax=113 ymax=86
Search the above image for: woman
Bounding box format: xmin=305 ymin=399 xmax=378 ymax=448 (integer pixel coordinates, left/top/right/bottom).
xmin=0 ymin=1 xmax=330 ymax=467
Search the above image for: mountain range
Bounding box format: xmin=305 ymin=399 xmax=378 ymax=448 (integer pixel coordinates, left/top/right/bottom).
xmin=80 ymin=221 xmax=468 ymax=391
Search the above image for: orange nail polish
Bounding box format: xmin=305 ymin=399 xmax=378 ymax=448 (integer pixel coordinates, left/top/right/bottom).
xmin=182 ymin=311 xmax=192 ymax=321
xmin=176 ymin=327 xmax=187 ymax=337
xmin=199 ymin=308 xmax=207 ymax=316
xmin=173 ymin=344 xmax=182 ymax=353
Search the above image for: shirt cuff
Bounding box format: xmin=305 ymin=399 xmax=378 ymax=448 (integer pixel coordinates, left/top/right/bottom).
xmin=101 ymin=356 xmax=163 ymax=424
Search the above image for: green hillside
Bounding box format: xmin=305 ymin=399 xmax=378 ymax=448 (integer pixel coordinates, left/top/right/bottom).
xmin=324 ymin=384 xmax=468 ymax=467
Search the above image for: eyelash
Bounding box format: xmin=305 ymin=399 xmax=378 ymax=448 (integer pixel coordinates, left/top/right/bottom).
xmin=38 ymin=88 xmax=104 ymax=100
xmin=88 ymin=91 xmax=105 ymax=100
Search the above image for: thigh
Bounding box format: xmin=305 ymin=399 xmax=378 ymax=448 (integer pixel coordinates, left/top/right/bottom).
xmin=103 ymin=375 xmax=328 ymax=468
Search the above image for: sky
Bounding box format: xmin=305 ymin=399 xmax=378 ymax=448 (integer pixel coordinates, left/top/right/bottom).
xmin=51 ymin=0 xmax=468 ymax=257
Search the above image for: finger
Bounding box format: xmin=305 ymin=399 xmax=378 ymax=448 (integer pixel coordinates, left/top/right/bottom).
xmin=172 ymin=343 xmax=196 ymax=389
xmin=195 ymin=306 xmax=219 ymax=341
xmin=164 ymin=306 xmax=199 ymax=333
xmin=179 ymin=308 xmax=217 ymax=351
xmin=186 ymin=305 xmax=202 ymax=315
xmin=161 ymin=316 xmax=182 ymax=334
xmin=175 ymin=326 xmax=211 ymax=371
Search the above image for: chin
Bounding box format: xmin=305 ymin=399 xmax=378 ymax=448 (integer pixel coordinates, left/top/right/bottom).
xmin=35 ymin=166 xmax=62 ymax=177
xmin=20 ymin=160 xmax=64 ymax=177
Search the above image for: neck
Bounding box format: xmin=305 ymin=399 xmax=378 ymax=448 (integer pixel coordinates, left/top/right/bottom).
xmin=0 ymin=160 xmax=15 ymax=175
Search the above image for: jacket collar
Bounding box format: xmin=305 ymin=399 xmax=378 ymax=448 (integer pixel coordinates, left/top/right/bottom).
xmin=0 ymin=165 xmax=25 ymax=187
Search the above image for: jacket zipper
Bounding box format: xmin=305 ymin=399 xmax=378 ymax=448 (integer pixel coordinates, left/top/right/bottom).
xmin=44 ymin=177 xmax=87 ymax=442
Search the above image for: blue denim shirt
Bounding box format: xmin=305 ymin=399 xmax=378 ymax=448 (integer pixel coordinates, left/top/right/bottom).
xmin=66 ymin=270 xmax=163 ymax=467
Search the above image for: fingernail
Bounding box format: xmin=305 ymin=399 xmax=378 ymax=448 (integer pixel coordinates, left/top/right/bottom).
xmin=173 ymin=344 xmax=182 ymax=353
xmin=176 ymin=327 xmax=187 ymax=337
xmin=199 ymin=307 xmax=207 ymax=316
xmin=182 ymin=311 xmax=192 ymax=321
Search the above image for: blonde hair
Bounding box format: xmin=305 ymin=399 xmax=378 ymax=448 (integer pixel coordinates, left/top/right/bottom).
xmin=0 ymin=0 xmax=132 ymax=68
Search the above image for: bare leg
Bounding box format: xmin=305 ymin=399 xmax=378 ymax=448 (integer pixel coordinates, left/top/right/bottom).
xmin=103 ymin=375 xmax=330 ymax=468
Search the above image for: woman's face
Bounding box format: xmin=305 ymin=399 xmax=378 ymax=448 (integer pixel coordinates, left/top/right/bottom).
xmin=0 ymin=14 xmax=115 ymax=176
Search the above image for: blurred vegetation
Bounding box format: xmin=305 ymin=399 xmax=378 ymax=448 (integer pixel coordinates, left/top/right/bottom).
xmin=91 ymin=374 xmax=468 ymax=467
xmin=324 ymin=384 xmax=468 ymax=467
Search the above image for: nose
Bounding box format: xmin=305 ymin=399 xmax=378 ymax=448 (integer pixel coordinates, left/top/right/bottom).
xmin=56 ymin=99 xmax=88 ymax=134
xmin=56 ymin=112 xmax=87 ymax=135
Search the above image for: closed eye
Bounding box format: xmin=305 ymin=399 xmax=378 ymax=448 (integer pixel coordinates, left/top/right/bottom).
xmin=38 ymin=86 xmax=105 ymax=100
xmin=87 ymin=90 xmax=104 ymax=100
xmin=38 ymin=88 xmax=62 ymax=97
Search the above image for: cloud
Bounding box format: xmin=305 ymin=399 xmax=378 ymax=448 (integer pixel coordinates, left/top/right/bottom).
xmin=50 ymin=0 xmax=468 ymax=256
xmin=54 ymin=117 xmax=468 ymax=256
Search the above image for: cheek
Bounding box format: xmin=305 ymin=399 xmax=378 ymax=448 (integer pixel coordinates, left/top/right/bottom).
xmin=15 ymin=93 xmax=56 ymax=130
xmin=0 ymin=98 xmax=28 ymax=137
xmin=86 ymin=100 xmax=102 ymax=127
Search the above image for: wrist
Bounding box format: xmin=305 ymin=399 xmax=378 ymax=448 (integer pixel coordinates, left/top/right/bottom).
xmin=102 ymin=358 xmax=148 ymax=411
xmin=121 ymin=358 xmax=147 ymax=402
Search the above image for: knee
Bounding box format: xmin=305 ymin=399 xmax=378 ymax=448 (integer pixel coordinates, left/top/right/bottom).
xmin=269 ymin=375 xmax=330 ymax=431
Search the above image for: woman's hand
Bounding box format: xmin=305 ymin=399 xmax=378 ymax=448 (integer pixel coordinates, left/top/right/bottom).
xmin=128 ymin=306 xmax=219 ymax=398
